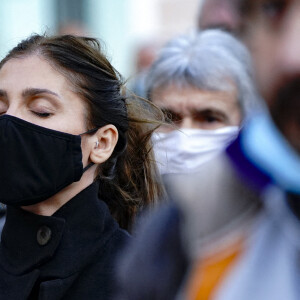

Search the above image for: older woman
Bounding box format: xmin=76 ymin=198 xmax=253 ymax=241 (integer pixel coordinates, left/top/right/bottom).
xmin=116 ymin=30 xmax=262 ymax=300
xmin=0 ymin=34 xmax=163 ymax=299
xmin=147 ymin=29 xmax=260 ymax=174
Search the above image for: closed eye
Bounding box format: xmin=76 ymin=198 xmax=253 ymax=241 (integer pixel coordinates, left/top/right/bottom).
xmin=31 ymin=111 xmax=53 ymax=118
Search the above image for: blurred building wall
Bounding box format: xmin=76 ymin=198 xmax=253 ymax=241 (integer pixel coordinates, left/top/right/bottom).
xmin=0 ymin=0 xmax=55 ymax=59
xmin=0 ymin=0 xmax=201 ymax=78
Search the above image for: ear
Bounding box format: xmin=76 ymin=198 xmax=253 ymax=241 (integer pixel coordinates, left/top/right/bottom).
xmin=89 ymin=125 xmax=119 ymax=165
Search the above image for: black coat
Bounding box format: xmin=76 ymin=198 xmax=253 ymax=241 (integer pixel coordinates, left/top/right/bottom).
xmin=0 ymin=182 xmax=130 ymax=299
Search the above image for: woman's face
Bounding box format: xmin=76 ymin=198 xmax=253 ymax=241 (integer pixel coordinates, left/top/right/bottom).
xmin=0 ymin=55 xmax=91 ymax=166
xmin=0 ymin=55 xmax=87 ymax=134
xmin=151 ymin=84 xmax=241 ymax=132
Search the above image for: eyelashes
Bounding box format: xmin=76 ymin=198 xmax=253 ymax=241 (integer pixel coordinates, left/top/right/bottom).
xmin=31 ymin=111 xmax=53 ymax=118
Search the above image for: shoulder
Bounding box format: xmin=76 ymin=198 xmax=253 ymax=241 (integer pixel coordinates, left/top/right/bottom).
xmin=116 ymin=203 xmax=188 ymax=300
xmin=69 ymin=226 xmax=131 ymax=299
xmin=74 ymin=198 xmax=131 ymax=297
xmin=102 ymin=226 xmax=131 ymax=263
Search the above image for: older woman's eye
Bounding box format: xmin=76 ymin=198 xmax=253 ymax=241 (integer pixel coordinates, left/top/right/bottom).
xmin=205 ymin=115 xmax=219 ymax=123
xmin=162 ymin=109 xmax=182 ymax=123
xmin=194 ymin=110 xmax=225 ymax=124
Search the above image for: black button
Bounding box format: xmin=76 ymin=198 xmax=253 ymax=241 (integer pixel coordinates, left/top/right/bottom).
xmin=37 ymin=225 xmax=52 ymax=246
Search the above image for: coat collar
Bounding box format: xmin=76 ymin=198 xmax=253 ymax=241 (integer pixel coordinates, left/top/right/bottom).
xmin=0 ymin=181 xmax=119 ymax=277
xmin=227 ymin=114 xmax=300 ymax=195
xmin=226 ymin=134 xmax=272 ymax=193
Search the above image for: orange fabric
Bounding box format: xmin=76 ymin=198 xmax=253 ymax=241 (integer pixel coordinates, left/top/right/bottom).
xmin=186 ymin=239 xmax=244 ymax=300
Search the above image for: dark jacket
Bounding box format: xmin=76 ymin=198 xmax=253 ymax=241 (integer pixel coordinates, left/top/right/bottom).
xmin=116 ymin=203 xmax=188 ymax=300
xmin=0 ymin=182 xmax=130 ymax=300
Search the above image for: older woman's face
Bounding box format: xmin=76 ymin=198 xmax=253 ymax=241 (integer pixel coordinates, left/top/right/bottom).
xmin=0 ymin=55 xmax=87 ymax=134
xmin=151 ymin=84 xmax=241 ymax=131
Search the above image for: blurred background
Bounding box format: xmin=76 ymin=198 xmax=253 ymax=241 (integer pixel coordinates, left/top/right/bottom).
xmin=0 ymin=0 xmax=201 ymax=82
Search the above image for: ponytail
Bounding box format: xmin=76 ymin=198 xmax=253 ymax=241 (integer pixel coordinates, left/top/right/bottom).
xmin=98 ymin=93 xmax=166 ymax=230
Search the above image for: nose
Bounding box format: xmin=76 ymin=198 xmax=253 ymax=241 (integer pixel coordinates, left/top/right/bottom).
xmin=180 ymin=117 xmax=196 ymax=129
xmin=276 ymin=4 xmax=300 ymax=76
xmin=5 ymin=108 xmax=16 ymax=117
xmin=5 ymin=106 xmax=20 ymax=119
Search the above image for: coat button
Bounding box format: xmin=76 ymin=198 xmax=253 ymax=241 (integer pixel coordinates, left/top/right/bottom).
xmin=37 ymin=225 xmax=52 ymax=246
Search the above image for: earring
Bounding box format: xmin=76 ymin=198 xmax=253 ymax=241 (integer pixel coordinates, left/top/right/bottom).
xmin=95 ymin=141 xmax=99 ymax=149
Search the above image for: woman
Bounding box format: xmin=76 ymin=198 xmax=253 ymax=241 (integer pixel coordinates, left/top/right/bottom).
xmin=0 ymin=34 xmax=163 ymax=299
xmin=147 ymin=29 xmax=261 ymax=174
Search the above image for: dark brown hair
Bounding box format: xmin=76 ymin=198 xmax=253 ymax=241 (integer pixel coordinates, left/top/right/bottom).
xmin=0 ymin=34 xmax=165 ymax=230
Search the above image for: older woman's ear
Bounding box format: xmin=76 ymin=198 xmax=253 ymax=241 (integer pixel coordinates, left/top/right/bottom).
xmin=89 ymin=125 xmax=119 ymax=164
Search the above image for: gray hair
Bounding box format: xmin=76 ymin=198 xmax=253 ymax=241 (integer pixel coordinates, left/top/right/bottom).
xmin=145 ymin=29 xmax=262 ymax=118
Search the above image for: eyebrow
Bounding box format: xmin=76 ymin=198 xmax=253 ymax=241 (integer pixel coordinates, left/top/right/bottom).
xmin=192 ymin=108 xmax=230 ymax=122
xmin=22 ymin=88 xmax=60 ymax=99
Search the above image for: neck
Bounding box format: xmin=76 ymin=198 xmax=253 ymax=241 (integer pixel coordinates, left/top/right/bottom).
xmin=21 ymin=166 xmax=97 ymax=216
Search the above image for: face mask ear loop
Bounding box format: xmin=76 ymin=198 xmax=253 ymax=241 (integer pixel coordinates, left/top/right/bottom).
xmin=80 ymin=127 xmax=102 ymax=173
xmin=83 ymin=162 xmax=95 ymax=173
xmin=79 ymin=127 xmax=100 ymax=173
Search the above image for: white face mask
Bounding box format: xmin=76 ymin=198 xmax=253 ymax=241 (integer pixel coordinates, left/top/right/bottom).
xmin=152 ymin=126 xmax=239 ymax=175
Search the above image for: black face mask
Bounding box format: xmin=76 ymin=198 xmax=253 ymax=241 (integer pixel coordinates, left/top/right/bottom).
xmin=0 ymin=115 xmax=95 ymax=206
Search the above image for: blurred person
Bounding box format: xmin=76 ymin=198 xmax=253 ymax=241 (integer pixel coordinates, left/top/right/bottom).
xmin=130 ymin=42 xmax=159 ymax=98
xmin=179 ymin=1 xmax=300 ymax=297
xmin=117 ymin=0 xmax=300 ymax=299
xmin=0 ymin=34 xmax=164 ymax=299
xmin=147 ymin=29 xmax=259 ymax=174
xmin=197 ymin=0 xmax=242 ymax=34
xmin=240 ymin=0 xmax=300 ymax=153
xmin=57 ymin=21 xmax=89 ymax=36
xmin=115 ymin=29 xmax=260 ymax=300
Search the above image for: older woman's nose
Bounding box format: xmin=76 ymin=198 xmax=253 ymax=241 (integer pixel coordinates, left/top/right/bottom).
xmin=180 ymin=117 xmax=197 ymax=129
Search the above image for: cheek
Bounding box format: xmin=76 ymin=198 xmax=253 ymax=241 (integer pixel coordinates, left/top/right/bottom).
xmin=40 ymin=111 xmax=87 ymax=135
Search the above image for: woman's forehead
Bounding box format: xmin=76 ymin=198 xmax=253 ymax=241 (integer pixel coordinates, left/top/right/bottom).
xmin=0 ymin=56 xmax=69 ymax=92
xmin=152 ymin=84 xmax=239 ymax=112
